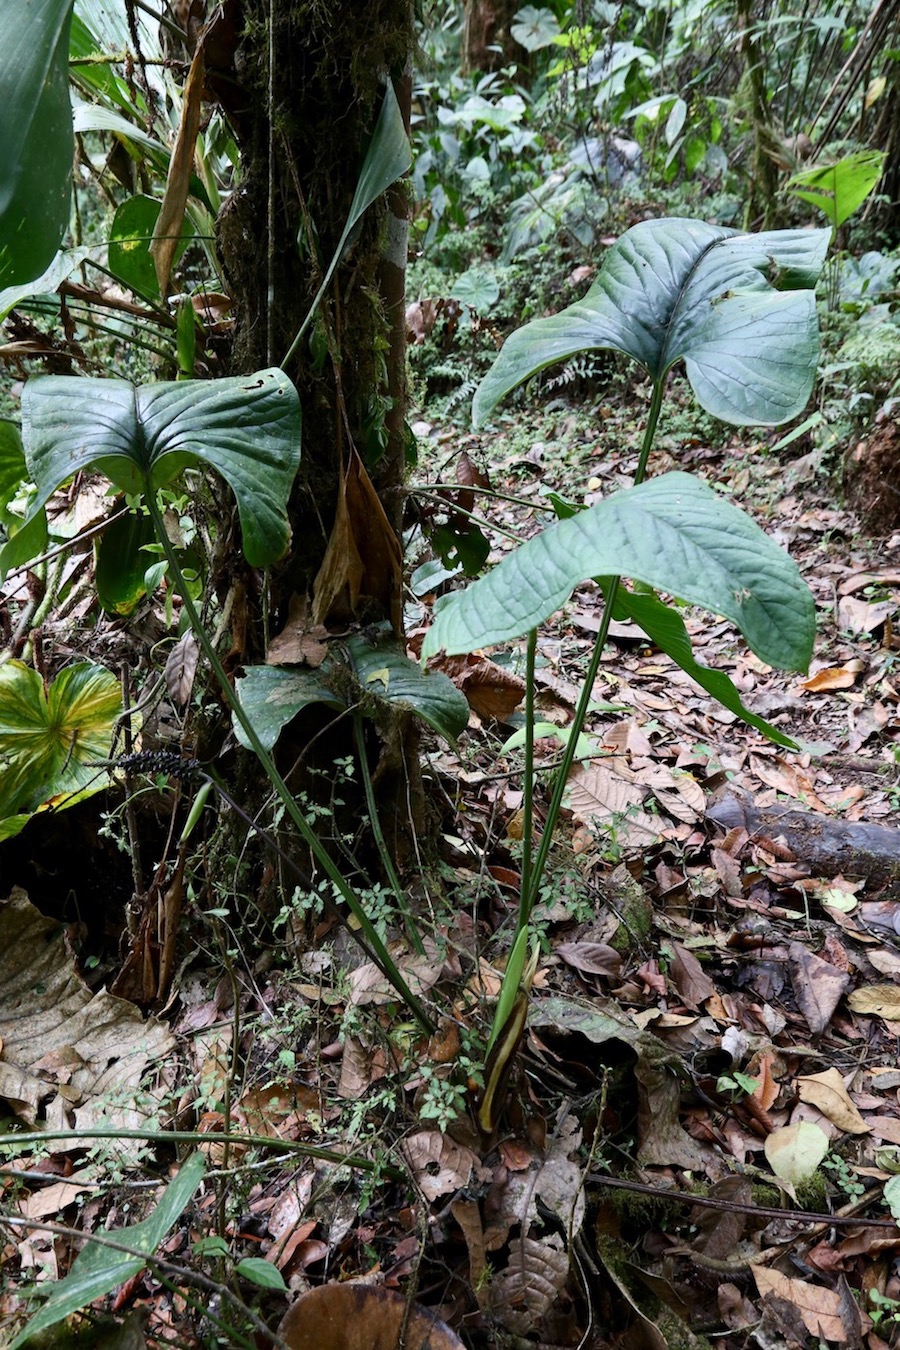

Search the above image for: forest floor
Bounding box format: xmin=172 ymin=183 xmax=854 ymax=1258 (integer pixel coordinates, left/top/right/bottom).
xmin=3 ymin=373 xmax=900 ymax=1350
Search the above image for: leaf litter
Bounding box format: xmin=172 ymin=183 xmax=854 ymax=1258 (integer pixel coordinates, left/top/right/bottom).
xmin=5 ymin=410 xmax=900 ymax=1346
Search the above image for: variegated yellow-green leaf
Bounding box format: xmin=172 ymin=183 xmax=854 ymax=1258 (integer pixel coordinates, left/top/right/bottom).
xmin=0 ymin=661 xmax=122 ymax=838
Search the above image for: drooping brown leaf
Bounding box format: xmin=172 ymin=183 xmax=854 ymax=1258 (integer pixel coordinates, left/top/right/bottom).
xmin=788 ymin=941 xmax=850 ymax=1036
xmin=279 ymin=1283 xmax=463 ymax=1349
xmin=313 ymin=447 xmax=402 ymax=632
xmin=150 ymin=40 xmax=205 ymax=297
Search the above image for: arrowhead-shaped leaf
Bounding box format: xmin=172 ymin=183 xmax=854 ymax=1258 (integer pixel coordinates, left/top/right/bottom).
xmin=235 ymin=632 xmax=469 ymax=751
xmin=473 ymin=218 xmax=830 ymax=427
xmin=0 ymin=0 xmax=74 ymax=288
xmin=422 ymin=472 xmax=814 ymax=673
xmin=16 ymin=369 xmax=301 ymax=567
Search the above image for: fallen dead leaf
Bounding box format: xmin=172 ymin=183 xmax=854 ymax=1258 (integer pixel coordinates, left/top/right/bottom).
xmin=752 ymin=1264 xmax=870 ymax=1340
xmin=849 ymin=984 xmax=900 ymax=1020
xmin=279 ymin=1282 xmax=463 ymax=1349
xmin=797 ymin=1068 xmax=870 ymax=1134
xmin=0 ymin=889 xmax=173 ymax=1148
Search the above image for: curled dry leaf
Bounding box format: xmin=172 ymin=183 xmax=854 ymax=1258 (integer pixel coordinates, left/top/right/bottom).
xmin=402 ymin=1130 xmax=491 ymax=1202
xmin=797 ymin=1068 xmax=869 ymax=1134
xmin=279 ymin=1282 xmax=463 ymax=1349
xmin=555 ymin=941 xmax=622 ymax=979
xmin=266 ymin=594 xmax=330 ymax=667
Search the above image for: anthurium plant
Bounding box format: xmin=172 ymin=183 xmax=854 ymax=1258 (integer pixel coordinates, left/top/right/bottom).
xmin=422 ymin=217 xmax=831 ymax=1121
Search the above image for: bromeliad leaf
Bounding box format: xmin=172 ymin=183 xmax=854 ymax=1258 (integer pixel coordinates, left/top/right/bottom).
xmin=472 ymin=218 xmax=831 ymax=427
xmin=422 ymin=472 xmax=815 ymax=673
xmin=15 ymin=369 xmax=301 ymax=568
xmin=235 ymin=631 xmax=469 ymax=751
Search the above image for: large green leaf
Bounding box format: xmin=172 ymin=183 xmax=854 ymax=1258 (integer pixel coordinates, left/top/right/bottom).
xmin=0 ymin=243 xmax=103 ymax=325
xmin=235 ymin=631 xmax=470 ymax=751
xmin=787 ymin=151 xmax=885 ymax=229
xmin=472 ymin=219 xmax=831 ymax=427
xmin=9 ymin=1152 xmax=205 ymax=1348
xmin=612 ymin=587 xmax=798 ymax=749
xmin=422 ymin=472 xmax=815 ymax=673
xmin=12 ymin=369 xmax=301 ymax=568
xmin=0 ymin=661 xmax=122 ymax=838
xmin=0 ymin=0 xmax=74 ymax=289
xmin=108 ymin=194 xmax=191 ymax=300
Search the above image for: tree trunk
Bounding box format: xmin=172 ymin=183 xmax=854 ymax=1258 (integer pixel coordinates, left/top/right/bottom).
xmin=462 ymin=0 xmax=522 ymax=74
xmin=215 ymin=1 xmax=421 ymax=863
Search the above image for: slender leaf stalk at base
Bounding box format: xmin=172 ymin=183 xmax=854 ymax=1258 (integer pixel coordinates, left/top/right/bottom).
xmin=144 ymin=493 xmax=436 ymax=1034
xmin=522 ymin=379 xmax=665 ymax=920
xmin=352 ymin=708 xmax=425 ymax=955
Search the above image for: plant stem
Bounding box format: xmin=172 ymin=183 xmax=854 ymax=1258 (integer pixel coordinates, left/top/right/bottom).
xmin=0 ymin=1128 xmax=405 ymax=1179
xmin=521 ymin=378 xmax=666 ymax=920
xmin=517 ymin=628 xmax=537 ymax=935
xmin=352 ymin=709 xmax=425 ymax=954
xmin=143 ymin=493 xmax=436 ymax=1034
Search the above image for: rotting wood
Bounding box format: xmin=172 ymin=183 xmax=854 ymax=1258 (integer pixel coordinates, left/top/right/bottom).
xmin=706 ymin=788 xmax=900 ymax=896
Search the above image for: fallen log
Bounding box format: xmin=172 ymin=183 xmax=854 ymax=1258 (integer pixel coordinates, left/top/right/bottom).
xmin=706 ymin=789 xmax=900 ymax=896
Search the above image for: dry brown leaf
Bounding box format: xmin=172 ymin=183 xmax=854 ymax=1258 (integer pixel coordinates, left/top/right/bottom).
xmin=0 ymin=889 xmax=173 ymax=1146
xmin=555 ymin=941 xmax=621 ymax=979
xmin=19 ymin=1168 xmax=98 ymax=1219
xmin=797 ymin=1068 xmax=870 ymax=1134
xmin=789 ymin=941 xmax=850 ymax=1036
xmin=669 ymin=942 xmax=715 ymax=1007
xmin=402 ymin=1130 xmax=490 ymax=1201
xmin=266 ymin=594 xmax=330 ymax=667
xmin=752 ymin=1265 xmax=869 ymax=1340
xmin=427 ymin=651 xmax=524 ymax=720
xmin=799 ymin=665 xmax=862 ymax=692
xmin=150 ymin=40 xmax=205 ymax=297
xmin=279 ymin=1283 xmax=463 ymax=1349
xmin=348 ymin=947 xmax=444 ymax=1006
xmin=313 ymin=447 xmax=402 ymax=632
xmin=838 ymin=596 xmax=894 ymax=635
xmin=490 ymin=1232 xmax=569 ymax=1335
xmin=566 ymin=761 xmax=662 ymax=846
xmin=848 ymin=985 xmax=900 ymax=1020
xmin=165 ymin=630 xmax=199 ymax=705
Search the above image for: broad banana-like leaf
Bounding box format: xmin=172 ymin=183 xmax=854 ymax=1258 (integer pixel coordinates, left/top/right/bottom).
xmin=235 ymin=632 xmax=469 ymax=751
xmin=12 ymin=369 xmax=301 ymax=569
xmin=473 ymin=219 xmax=831 ymax=427
xmin=0 ymin=0 xmax=74 ymax=288
xmin=422 ymin=472 xmax=815 ymax=673
xmin=0 ymin=661 xmax=122 ymax=839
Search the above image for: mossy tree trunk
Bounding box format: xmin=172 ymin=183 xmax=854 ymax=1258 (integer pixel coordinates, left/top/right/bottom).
xmin=215 ymin=1 xmax=420 ymax=863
